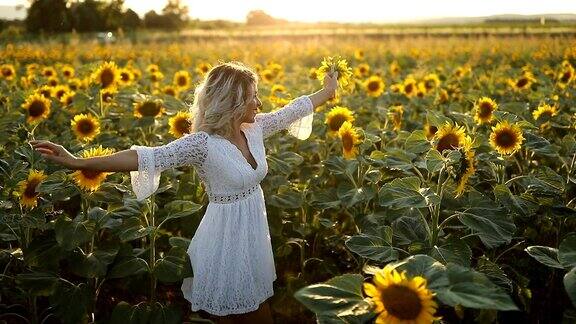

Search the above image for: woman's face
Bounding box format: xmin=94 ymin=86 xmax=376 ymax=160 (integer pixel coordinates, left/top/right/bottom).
xmin=243 ymin=83 xmax=262 ymax=123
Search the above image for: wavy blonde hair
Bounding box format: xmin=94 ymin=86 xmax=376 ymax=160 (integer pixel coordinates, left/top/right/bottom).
xmin=188 ymin=61 xmax=258 ymax=139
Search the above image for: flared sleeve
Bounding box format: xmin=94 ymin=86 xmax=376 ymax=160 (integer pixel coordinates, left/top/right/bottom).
xmin=129 ymin=131 xmax=209 ymax=201
xmin=254 ymin=95 xmax=314 ymax=140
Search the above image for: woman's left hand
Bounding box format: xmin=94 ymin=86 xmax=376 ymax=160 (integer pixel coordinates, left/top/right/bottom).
xmin=323 ymin=67 xmax=339 ymax=99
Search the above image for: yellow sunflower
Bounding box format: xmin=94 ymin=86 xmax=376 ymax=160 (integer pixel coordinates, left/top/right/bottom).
xmin=52 ymin=84 xmax=71 ymax=101
xmin=433 ymin=122 xmax=467 ymax=154
xmin=507 ymin=71 xmax=536 ymax=92
xmin=489 ymin=120 xmax=524 ymax=155
xmin=21 ymin=93 xmax=51 ymax=123
xmin=473 ymin=97 xmax=498 ymax=125
xmin=325 ymin=106 xmax=355 ymax=134
xmin=435 ymin=89 xmax=449 ymax=104
xmin=389 ymin=60 xmax=401 ymax=76
xmin=316 ymin=56 xmax=354 ymax=91
xmin=354 ymin=49 xmax=365 ymax=60
xmin=61 ymin=65 xmax=75 ymax=79
xmin=149 ymin=71 xmax=164 ymax=83
xmin=133 ymin=98 xmax=166 ymax=118
xmin=557 ymin=61 xmax=575 ymax=89
xmin=196 ymin=62 xmax=212 ymax=76
xmin=454 ymin=65 xmax=471 ymax=78
xmin=67 ymin=78 xmax=83 ymax=91
xmin=363 ymin=264 xmax=440 ymax=324
xmin=16 ymin=169 xmax=48 ymax=209
xmin=454 ymin=135 xmax=476 ymax=198
xmin=161 ymin=85 xmax=179 ymax=97
xmin=71 ymin=146 xmax=115 ymax=192
xmin=71 ymin=113 xmax=101 ymax=142
xmin=36 ymin=85 xmax=54 ymax=99
xmin=147 ymin=64 xmax=160 ymax=74
xmin=424 ymin=122 xmax=438 ymax=140
xmin=42 ymin=66 xmax=57 ymax=78
xmin=354 ymin=63 xmax=370 ymax=78
xmin=260 ymin=69 xmax=275 ymax=83
xmin=532 ymin=103 xmax=558 ymax=121
xmin=173 ymin=70 xmax=191 ymax=90
xmin=423 ymin=73 xmax=441 ymax=91
xmin=100 ymin=87 xmax=118 ymax=104
xmin=388 ymin=104 xmax=404 ymax=131
xmin=47 ymin=77 xmax=59 ymax=87
xmin=1 ymin=64 xmax=16 ymax=81
xmin=365 ymin=75 xmax=385 ymax=97
xmin=308 ymin=67 xmax=318 ymax=80
xmin=402 ymin=77 xmax=418 ymax=98
xmin=118 ymin=68 xmax=134 ymax=86
xmin=169 ymin=111 xmax=193 ymax=138
xmin=338 ymin=121 xmax=361 ymax=159
xmin=60 ymin=92 xmax=74 ymax=106
xmin=92 ymin=61 xmax=120 ymax=89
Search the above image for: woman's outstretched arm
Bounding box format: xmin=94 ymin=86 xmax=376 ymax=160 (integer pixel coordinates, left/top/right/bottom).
xmin=29 ymin=140 xmax=138 ymax=172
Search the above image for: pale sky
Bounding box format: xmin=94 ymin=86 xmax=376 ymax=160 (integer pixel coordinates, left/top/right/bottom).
xmin=1 ymin=0 xmax=576 ymax=23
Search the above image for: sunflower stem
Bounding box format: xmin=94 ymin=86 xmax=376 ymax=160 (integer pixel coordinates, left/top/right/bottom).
xmin=149 ymin=193 xmax=157 ymax=304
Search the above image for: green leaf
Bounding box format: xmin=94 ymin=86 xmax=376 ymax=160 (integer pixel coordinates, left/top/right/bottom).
xmin=110 ymin=301 xmax=151 ymax=324
xmin=564 ymin=267 xmax=576 ymax=308
xmin=524 ymin=132 xmax=558 ymax=157
xmin=109 ymin=257 xmax=149 ymax=279
xmin=405 ymin=130 xmax=431 ymax=154
xmin=493 ymin=184 xmax=538 ymax=218
xmin=425 ymin=149 xmax=444 ymax=174
xmin=154 ymin=247 xmax=189 ymax=283
xmin=324 ymin=155 xmax=358 ymax=176
xmin=116 ymin=217 xmax=154 ymax=242
xmin=49 ymin=282 xmax=92 ymax=324
xmin=268 ymin=185 xmax=303 ymax=209
xmin=384 ymin=254 xmax=449 ymax=290
xmin=345 ymin=234 xmax=398 ymax=262
xmin=68 ymin=245 xmax=119 ymax=278
xmin=149 ymin=303 xmax=182 ymax=324
xmin=294 ymin=274 xmax=373 ymax=319
xmin=337 ymin=183 xmax=375 ymax=208
xmin=16 ymin=272 xmax=59 ymax=296
xmin=559 ymin=233 xmax=576 ymax=268
xmin=431 ymin=238 xmax=472 ymax=267
xmin=161 ymin=200 xmax=203 ymax=224
xmin=169 ymin=236 xmax=191 ymax=249
xmin=392 ymin=214 xmax=429 ymax=245
xmin=436 ymin=282 xmax=518 ymax=311
xmin=525 ymin=246 xmax=563 ymax=269
xmin=36 ymin=170 xmax=68 ymax=193
xmin=309 ymin=188 xmax=341 ymax=210
xmin=378 ymin=176 xmax=440 ymax=209
xmin=54 ymin=216 xmax=96 ymax=251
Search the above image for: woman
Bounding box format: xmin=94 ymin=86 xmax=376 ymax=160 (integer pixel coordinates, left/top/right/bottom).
xmin=30 ymin=61 xmax=338 ymax=324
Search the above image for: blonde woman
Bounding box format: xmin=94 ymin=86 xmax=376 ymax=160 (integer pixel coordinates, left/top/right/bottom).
xmin=30 ymin=61 xmax=338 ymax=324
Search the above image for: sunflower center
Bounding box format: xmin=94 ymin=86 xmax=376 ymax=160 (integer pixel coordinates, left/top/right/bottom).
xmin=28 ymin=100 xmax=46 ymax=117
xmin=561 ymin=71 xmax=572 ymax=83
xmin=100 ymin=68 xmax=115 ymax=88
xmin=328 ymin=114 xmax=347 ymax=132
xmin=436 ymin=133 xmax=461 ymax=153
xmin=516 ymin=78 xmax=529 ymax=88
xmin=164 ymin=87 xmax=176 ymax=96
xmin=175 ymin=118 xmax=192 ymax=134
xmin=121 ymin=72 xmax=130 ymax=81
xmin=379 ymin=284 xmax=423 ymax=320
xmin=102 ymin=91 xmax=114 ymax=103
xmin=139 ymin=101 xmax=161 ymax=116
xmin=40 ymin=89 xmax=51 ymax=98
xmin=81 ymin=169 xmax=103 ymax=180
xmin=342 ymin=132 xmax=354 ymax=151
xmin=177 ymin=76 xmax=187 ymax=87
xmin=404 ymin=83 xmax=414 ymax=94
xmin=55 ymin=90 xmax=66 ymax=99
xmin=478 ymin=102 xmax=494 ymax=118
xmin=2 ymin=68 xmax=13 ymax=77
xmin=24 ymin=178 xmax=42 ymax=199
xmin=495 ymin=130 xmax=517 ymax=149
xmin=368 ymin=80 xmax=381 ymax=92
xmin=77 ymin=120 xmax=94 ymax=134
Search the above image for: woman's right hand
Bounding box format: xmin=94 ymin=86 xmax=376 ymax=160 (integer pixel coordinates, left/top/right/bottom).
xmin=29 ymin=140 xmax=81 ymax=170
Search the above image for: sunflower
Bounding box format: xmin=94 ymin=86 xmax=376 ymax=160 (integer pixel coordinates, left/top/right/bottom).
xmin=71 ymin=113 xmax=100 ymax=142
xmin=16 ymin=169 xmax=48 ymax=209
xmin=92 ymin=61 xmax=120 ymax=89
xmin=354 ymin=49 xmax=365 ymax=60
xmin=196 ymin=62 xmax=212 ymax=76
xmin=532 ymin=103 xmax=558 ymax=121
xmin=52 ymin=85 xmax=71 ymax=101
xmin=423 ymin=73 xmax=440 ymax=91
xmin=365 ymin=75 xmax=385 ymax=97
xmin=557 ymin=61 xmax=575 ymax=89
xmin=316 ymin=56 xmax=354 ymax=91
xmin=47 ymin=77 xmax=59 ymax=87
xmin=454 ymin=135 xmax=476 ymax=197
xmin=68 ymin=78 xmax=83 ymax=91
xmin=26 ymin=63 xmax=39 ymax=76
xmin=1 ymin=64 xmax=16 ymax=80
xmin=21 ymin=93 xmax=51 ymax=123
xmin=436 ymin=89 xmax=449 ymax=104
xmin=424 ymin=122 xmax=438 ymax=140
xmin=387 ymin=104 xmax=403 ymax=131
xmin=338 ymin=121 xmax=361 ymax=159
xmin=118 ymin=68 xmax=134 ymax=86
xmin=489 ymin=120 xmax=524 ymax=155
xmin=402 ymin=77 xmax=418 ymax=98
xmin=149 ymin=71 xmax=164 ymax=83
xmin=354 ymin=63 xmax=370 ymax=78
xmin=325 ymin=106 xmax=355 ymax=134
xmin=454 ymin=65 xmax=471 ymax=78
xmin=416 ymin=82 xmax=427 ymax=98
xmin=308 ymin=67 xmax=318 ymax=80
xmin=173 ymin=70 xmax=191 ymax=89
xmin=42 ymin=66 xmax=57 ymax=78
xmin=433 ymin=122 xmax=467 ymax=154
xmin=260 ymin=69 xmax=275 ymax=83
xmin=507 ymin=71 xmax=536 ymax=91
xmin=161 ymin=85 xmax=179 ymax=97
xmin=363 ymin=264 xmax=440 ymax=324
xmin=169 ymin=111 xmax=193 ymax=138
xmin=36 ymin=85 xmax=54 ymax=98
xmin=100 ymin=87 xmax=118 ymax=104
xmin=61 ymin=65 xmax=75 ymax=79
xmin=473 ymin=97 xmax=498 ymax=125
xmin=60 ymin=92 xmax=74 ymax=106
xmin=389 ymin=60 xmax=401 ymax=76
xmin=71 ymin=146 xmax=115 ymax=192
xmin=147 ymin=64 xmax=160 ymax=74
xmin=133 ymin=98 xmax=166 ymax=118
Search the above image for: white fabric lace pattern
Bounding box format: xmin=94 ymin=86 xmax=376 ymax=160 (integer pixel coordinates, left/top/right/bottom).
xmin=130 ymin=131 xmax=209 ymax=201
xmin=254 ymin=95 xmax=314 ymax=140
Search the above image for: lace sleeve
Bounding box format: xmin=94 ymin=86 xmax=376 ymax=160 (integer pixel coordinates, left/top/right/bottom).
xmin=129 ymin=131 xmax=209 ymax=201
xmin=254 ymin=95 xmax=314 ymax=140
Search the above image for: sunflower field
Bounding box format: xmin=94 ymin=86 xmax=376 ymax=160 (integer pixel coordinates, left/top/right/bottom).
xmin=1 ymin=35 xmax=576 ymax=323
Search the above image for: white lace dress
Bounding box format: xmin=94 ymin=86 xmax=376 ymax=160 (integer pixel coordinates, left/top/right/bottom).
xmin=129 ymin=95 xmax=314 ymax=316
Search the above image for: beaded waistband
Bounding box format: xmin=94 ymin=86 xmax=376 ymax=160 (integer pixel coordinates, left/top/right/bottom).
xmin=207 ymin=184 xmax=260 ymax=204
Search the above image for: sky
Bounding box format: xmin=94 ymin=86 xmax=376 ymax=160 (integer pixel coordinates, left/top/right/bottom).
xmin=1 ymin=0 xmax=576 ymax=22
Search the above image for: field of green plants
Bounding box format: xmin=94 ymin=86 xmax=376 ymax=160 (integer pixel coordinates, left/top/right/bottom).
xmin=0 ymin=35 xmax=575 ymax=323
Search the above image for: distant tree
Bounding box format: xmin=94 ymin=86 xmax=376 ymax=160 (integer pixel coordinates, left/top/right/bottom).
xmin=143 ymin=10 xmax=166 ymax=29
xmin=69 ymin=0 xmax=106 ymax=32
xmin=102 ymin=0 xmax=125 ymax=30
xmin=25 ymin=0 xmax=72 ymax=33
xmin=246 ymin=10 xmax=277 ymax=26
xmin=161 ymin=0 xmax=189 ymax=30
xmin=122 ymin=8 xmax=141 ymax=30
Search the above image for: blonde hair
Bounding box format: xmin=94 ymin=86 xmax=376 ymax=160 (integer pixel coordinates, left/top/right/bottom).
xmin=188 ymin=61 xmax=258 ymax=139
